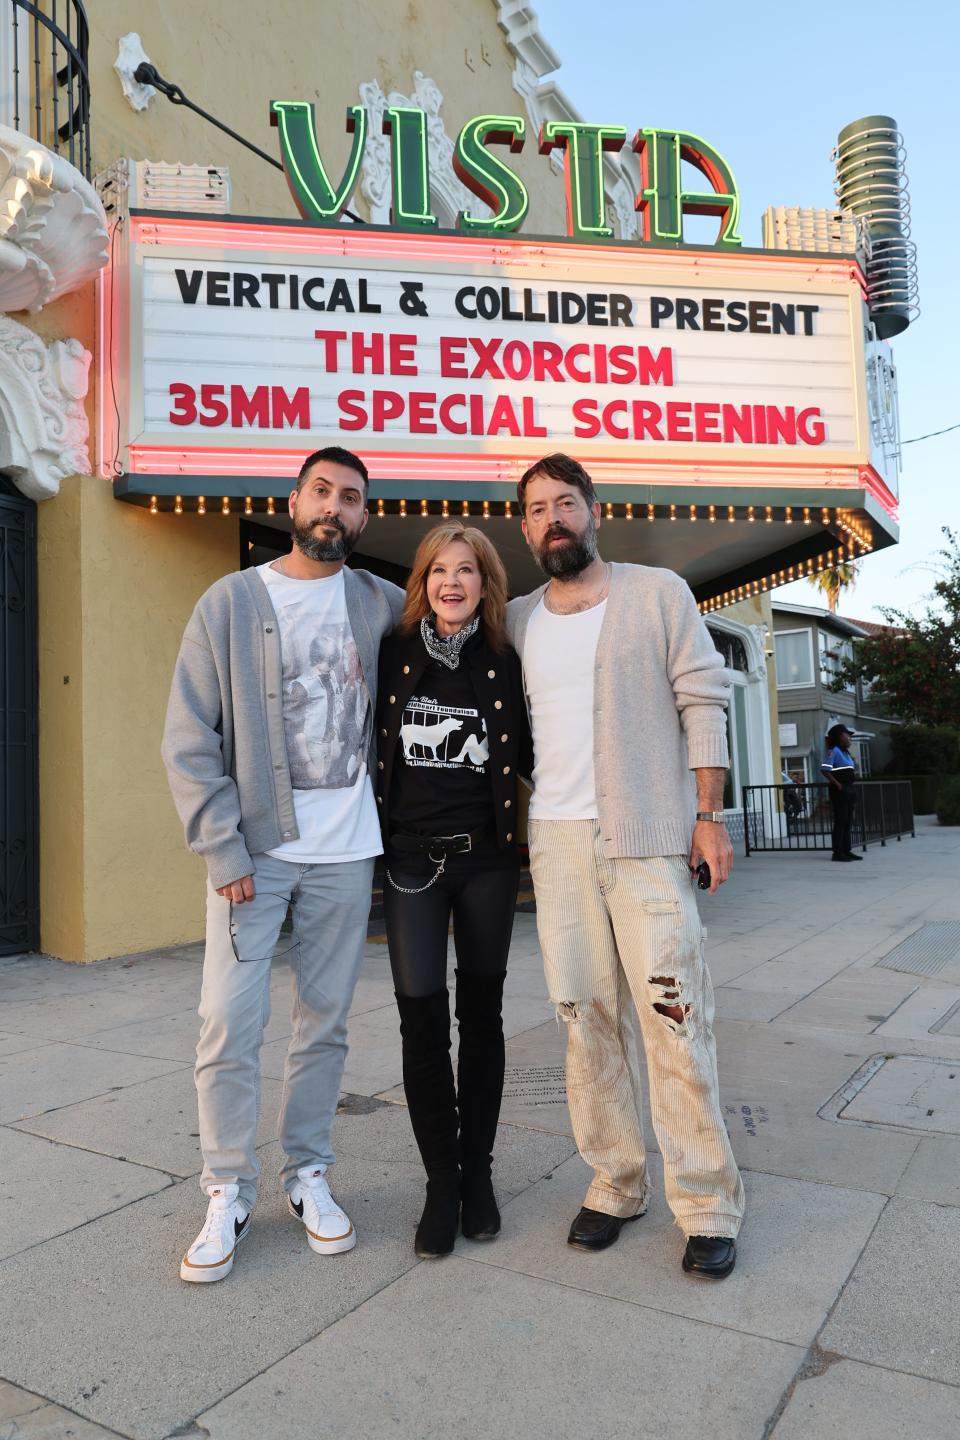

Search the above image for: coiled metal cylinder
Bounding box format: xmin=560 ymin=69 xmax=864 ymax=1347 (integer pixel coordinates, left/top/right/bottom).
xmin=834 ymin=115 xmax=919 ymax=338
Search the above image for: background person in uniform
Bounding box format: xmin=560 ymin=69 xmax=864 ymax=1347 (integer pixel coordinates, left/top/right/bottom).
xmin=507 ymin=453 xmax=744 ymax=1281
xmin=376 ymin=523 xmax=531 ymax=1259
xmin=822 ymin=723 xmax=862 ymax=861
xmin=162 ymin=447 xmax=404 ymax=1283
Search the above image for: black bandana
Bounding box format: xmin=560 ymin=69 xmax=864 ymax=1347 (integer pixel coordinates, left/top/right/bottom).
xmin=420 ymin=613 xmax=480 ymax=670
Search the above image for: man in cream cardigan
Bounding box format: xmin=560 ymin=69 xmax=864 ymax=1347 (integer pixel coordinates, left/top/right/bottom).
xmin=507 ymin=453 xmax=744 ymax=1279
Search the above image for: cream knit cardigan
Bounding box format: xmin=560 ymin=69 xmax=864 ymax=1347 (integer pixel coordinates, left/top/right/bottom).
xmin=506 ymin=563 xmax=730 ymax=859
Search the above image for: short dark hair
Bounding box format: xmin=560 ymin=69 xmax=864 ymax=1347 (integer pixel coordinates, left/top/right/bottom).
xmin=296 ymin=446 xmax=369 ymax=497
xmin=517 ymin=453 xmax=598 ymax=513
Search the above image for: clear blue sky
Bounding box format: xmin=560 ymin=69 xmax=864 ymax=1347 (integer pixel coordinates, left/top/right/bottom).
xmin=539 ymin=0 xmax=959 ymax=623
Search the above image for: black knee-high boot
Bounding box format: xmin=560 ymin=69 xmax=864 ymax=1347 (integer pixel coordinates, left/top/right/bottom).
xmin=455 ymin=970 xmax=507 ymax=1240
xmin=395 ymin=989 xmax=460 ymax=1258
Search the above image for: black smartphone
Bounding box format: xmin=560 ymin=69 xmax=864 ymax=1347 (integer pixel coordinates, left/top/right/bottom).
xmin=695 ymin=860 xmax=711 ymax=891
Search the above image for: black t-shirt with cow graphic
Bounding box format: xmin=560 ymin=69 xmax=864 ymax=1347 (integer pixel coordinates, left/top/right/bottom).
xmin=389 ymin=641 xmax=494 ymax=838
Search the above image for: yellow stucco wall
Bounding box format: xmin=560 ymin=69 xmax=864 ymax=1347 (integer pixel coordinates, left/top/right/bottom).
xmin=30 ymin=0 xmax=569 ymax=959
xmin=86 ymin=0 xmax=568 ymax=230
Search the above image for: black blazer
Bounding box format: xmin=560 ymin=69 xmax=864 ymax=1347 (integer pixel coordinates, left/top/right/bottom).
xmin=375 ymin=625 xmax=532 ymax=851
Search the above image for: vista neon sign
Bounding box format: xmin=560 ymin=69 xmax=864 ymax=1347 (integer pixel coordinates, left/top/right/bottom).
xmin=270 ymin=101 xmax=741 ymax=247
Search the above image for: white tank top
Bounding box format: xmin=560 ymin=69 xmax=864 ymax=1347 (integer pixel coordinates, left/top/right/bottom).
xmin=523 ymin=597 xmax=606 ymax=820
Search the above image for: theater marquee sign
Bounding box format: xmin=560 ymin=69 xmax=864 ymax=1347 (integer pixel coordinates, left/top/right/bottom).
xmin=101 ymin=98 xmax=899 ymax=553
xmin=103 ymin=216 xmax=894 ymax=507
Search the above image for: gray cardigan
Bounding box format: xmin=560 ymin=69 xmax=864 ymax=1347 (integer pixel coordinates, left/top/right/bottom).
xmin=506 ymin=563 xmax=730 ymax=859
xmin=161 ymin=566 xmax=405 ymax=889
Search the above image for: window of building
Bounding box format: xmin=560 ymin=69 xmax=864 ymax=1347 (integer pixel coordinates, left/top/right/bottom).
xmin=782 ymin=754 xmax=809 ymax=786
xmin=774 ymin=629 xmax=814 ymax=688
xmin=819 ymin=632 xmax=855 ymax=690
xmin=708 ymin=628 xmax=749 ymax=673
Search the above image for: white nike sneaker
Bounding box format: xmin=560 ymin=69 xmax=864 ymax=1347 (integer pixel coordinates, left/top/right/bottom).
xmin=180 ymin=1183 xmax=251 ymax=1283
xmin=288 ymin=1165 xmax=356 ymax=1255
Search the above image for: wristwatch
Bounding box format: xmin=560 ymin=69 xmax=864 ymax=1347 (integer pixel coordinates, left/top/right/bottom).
xmin=696 ymin=811 xmax=725 ymax=823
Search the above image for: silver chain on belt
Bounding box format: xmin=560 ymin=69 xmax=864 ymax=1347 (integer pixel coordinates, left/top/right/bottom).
xmin=385 ymin=851 xmax=447 ymax=894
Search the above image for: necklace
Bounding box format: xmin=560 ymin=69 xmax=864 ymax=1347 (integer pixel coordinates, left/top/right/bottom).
xmin=545 ymin=561 xmax=611 ymax=615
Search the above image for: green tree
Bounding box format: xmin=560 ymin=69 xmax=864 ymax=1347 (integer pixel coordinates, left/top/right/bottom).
xmin=833 ymin=528 xmax=960 ymax=725
xmin=808 ymin=561 xmax=858 ymax=614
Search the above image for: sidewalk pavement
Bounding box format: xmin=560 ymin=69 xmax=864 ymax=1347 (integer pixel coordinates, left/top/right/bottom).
xmin=2 ymin=817 xmax=960 ymax=1440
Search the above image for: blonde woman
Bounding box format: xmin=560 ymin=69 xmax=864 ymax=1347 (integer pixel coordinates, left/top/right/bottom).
xmin=375 ymin=523 xmax=531 ymax=1258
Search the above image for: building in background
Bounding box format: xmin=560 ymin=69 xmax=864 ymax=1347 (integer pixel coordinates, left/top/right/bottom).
xmin=0 ymin=1 xmax=913 ymax=959
xmin=772 ymin=601 xmax=902 ymax=783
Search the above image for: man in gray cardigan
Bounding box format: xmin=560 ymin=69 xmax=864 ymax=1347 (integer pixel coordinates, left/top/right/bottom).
xmin=508 ymin=453 xmax=744 ymax=1279
xmin=162 ymin=447 xmax=404 ymax=1283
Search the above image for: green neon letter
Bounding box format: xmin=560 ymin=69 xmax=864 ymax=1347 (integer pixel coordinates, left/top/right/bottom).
xmin=538 ymin=121 xmax=626 ymax=239
xmin=633 ymin=129 xmax=741 ymax=247
xmin=382 ymin=106 xmax=438 ymax=230
xmin=270 ymin=101 xmax=366 ymax=222
xmin=454 ymin=115 xmax=528 ymax=233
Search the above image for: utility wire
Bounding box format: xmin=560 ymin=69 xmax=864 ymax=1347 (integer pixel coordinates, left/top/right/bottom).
xmin=133 ymin=63 xmax=364 ymax=224
xmin=900 ymin=421 xmax=960 ymax=446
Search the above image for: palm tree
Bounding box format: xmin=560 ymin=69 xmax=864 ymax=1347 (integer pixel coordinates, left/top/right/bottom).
xmin=809 ymin=562 xmax=858 ymax=614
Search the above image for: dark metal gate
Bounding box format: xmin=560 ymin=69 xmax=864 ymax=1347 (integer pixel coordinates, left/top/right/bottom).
xmin=0 ymin=480 xmax=39 ymax=954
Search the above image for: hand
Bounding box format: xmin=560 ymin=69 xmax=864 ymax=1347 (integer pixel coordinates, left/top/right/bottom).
xmin=216 ymin=875 xmax=256 ymax=904
xmin=689 ymin=821 xmax=733 ymax=895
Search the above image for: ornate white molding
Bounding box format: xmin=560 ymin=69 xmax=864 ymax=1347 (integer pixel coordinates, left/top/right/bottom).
xmin=747 ymin=623 xmax=769 ymax=678
xmin=0 ymin=124 xmax=108 ymax=313
xmin=0 ymin=314 xmax=92 ymax=500
xmin=114 ymin=33 xmax=157 ymax=112
xmin=494 ymin=1 xmax=638 ymax=236
xmin=358 ymin=73 xmax=490 ymax=227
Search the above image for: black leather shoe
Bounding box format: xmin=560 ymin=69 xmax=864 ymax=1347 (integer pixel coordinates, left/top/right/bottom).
xmin=844 ymin=852 xmax=864 ymax=861
xmin=682 ymin=1235 xmax=737 ymax=1279
xmin=567 ymin=1206 xmax=641 ymax=1251
xmin=831 ymin=854 xmax=854 ymax=862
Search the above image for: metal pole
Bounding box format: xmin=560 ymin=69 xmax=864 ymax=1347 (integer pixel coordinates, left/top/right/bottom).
xmin=742 ymin=786 xmax=751 ymax=857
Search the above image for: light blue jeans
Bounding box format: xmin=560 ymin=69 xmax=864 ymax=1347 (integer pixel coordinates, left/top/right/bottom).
xmin=195 ymin=851 xmax=375 ymax=1210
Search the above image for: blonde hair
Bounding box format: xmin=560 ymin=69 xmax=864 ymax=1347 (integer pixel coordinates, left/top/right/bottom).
xmin=400 ymin=522 xmax=508 ymax=652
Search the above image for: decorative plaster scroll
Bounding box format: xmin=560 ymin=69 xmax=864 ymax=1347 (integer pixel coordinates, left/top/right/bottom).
xmin=114 ymin=33 xmax=157 ymax=112
xmin=747 ymin=623 xmax=769 ymax=678
xmin=0 ymin=124 xmax=108 ymax=313
xmin=359 ymin=74 xmax=490 ymax=227
xmin=0 ymin=314 xmax=92 ymax=500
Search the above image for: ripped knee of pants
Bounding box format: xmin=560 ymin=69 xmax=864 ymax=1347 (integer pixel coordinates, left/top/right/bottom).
xmin=648 ymin=976 xmax=690 ymax=1034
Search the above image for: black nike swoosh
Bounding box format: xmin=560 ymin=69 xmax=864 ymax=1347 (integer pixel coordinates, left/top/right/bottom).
xmin=235 ymin=1214 xmax=250 ymax=1237
xmin=291 ymin=1198 xmax=304 ymax=1218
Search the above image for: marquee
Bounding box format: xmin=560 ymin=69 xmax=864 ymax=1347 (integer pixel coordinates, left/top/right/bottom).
xmin=100 ymin=214 xmax=897 ymax=520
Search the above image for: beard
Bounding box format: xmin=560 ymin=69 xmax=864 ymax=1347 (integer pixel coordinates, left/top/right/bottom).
xmin=292 ymin=513 xmax=361 ymax=563
xmin=533 ymin=518 xmax=599 ymax=578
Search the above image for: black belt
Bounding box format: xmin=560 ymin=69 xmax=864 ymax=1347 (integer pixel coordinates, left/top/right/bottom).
xmin=389 ymin=825 xmax=492 ymax=856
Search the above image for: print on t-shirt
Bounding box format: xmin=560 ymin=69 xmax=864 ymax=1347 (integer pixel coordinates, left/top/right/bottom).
xmin=400 ymin=696 xmax=489 ymax=772
xmin=282 ymin=622 xmax=370 ymax=789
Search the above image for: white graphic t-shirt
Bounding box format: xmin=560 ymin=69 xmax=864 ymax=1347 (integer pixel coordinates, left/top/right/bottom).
xmin=523 ymin=597 xmax=606 ymax=820
xmin=259 ymin=563 xmax=381 ymax=863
